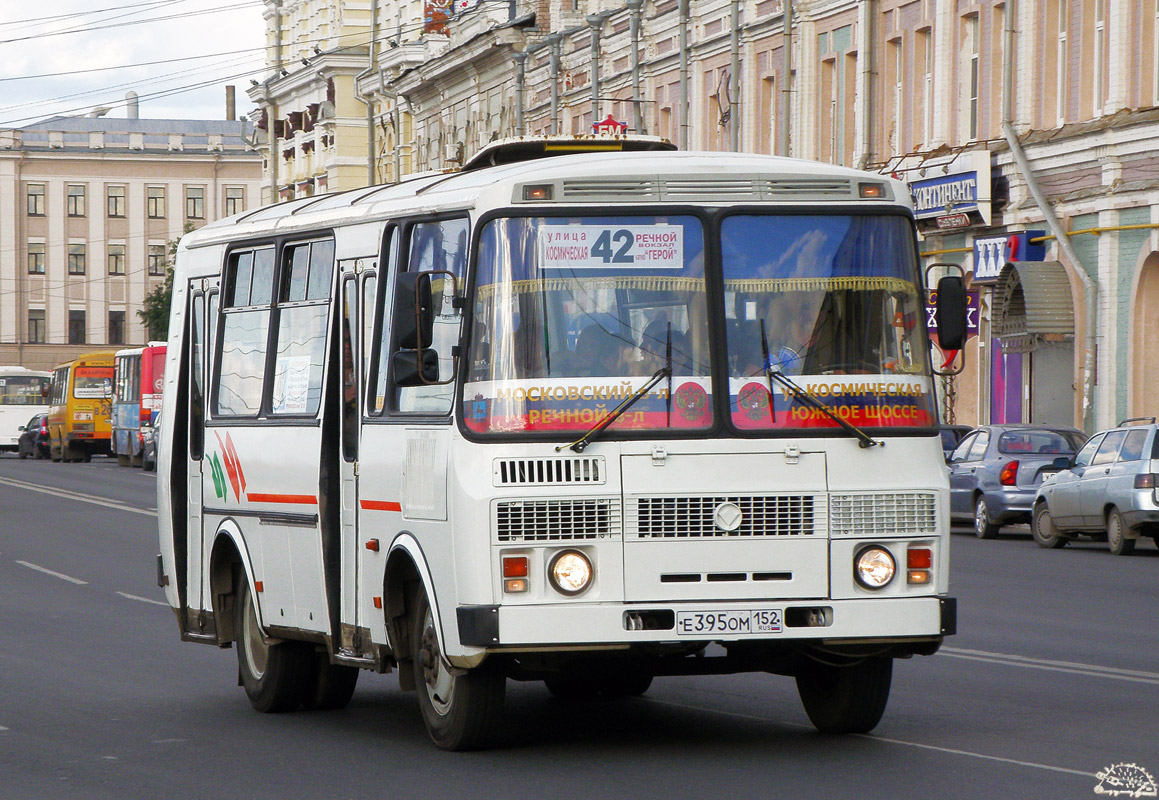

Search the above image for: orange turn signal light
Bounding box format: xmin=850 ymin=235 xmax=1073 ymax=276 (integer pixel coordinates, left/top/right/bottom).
xmin=907 ymin=548 xmax=932 ymax=569
xmin=503 ymin=556 xmax=529 ymax=578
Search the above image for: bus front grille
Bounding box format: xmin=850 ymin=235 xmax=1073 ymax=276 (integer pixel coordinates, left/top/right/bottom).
xmin=493 ymin=456 xmax=605 ymax=486
xmin=829 ymin=492 xmax=937 ymax=536
xmin=495 ymin=498 xmax=621 ymax=542
xmin=630 ymin=495 xmax=817 ymax=538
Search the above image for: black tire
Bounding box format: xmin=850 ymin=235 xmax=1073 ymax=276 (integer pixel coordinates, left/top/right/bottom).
xmin=116 ymin=454 xmax=130 ymax=467
xmin=412 ymin=589 xmax=505 ymax=750
xmin=235 ymin=579 xmax=313 ymax=713
xmin=973 ymin=495 xmax=1000 ymax=539
xmin=302 ymin=652 xmax=359 ymax=711
xmin=18 ymin=447 xmax=28 ymax=460
xmin=796 ymin=657 xmax=893 ymax=734
xmin=1106 ymin=508 xmax=1136 ymax=556
xmin=1032 ymin=503 xmax=1068 ymax=549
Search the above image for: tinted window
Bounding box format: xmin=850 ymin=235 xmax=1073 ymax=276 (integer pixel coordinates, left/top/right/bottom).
xmin=1073 ymin=434 xmax=1103 ymax=467
xmin=1091 ymin=430 xmax=1126 ymax=465
xmin=966 ymin=430 xmax=990 ymax=460
xmin=950 ymin=432 xmax=975 ymax=462
xmin=997 ymin=429 xmax=1078 ymax=455
xmin=1119 ymin=429 xmax=1148 ymax=462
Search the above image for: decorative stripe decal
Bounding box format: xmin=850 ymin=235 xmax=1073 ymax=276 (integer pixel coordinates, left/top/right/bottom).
xmin=361 ymin=499 xmax=402 ymax=512
xmin=246 ymin=493 xmax=318 ymax=505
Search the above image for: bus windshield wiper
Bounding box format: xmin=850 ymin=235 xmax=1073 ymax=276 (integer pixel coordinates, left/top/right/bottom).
xmin=757 ymin=324 xmax=881 ymax=449
xmin=557 ymin=367 xmax=671 ymax=453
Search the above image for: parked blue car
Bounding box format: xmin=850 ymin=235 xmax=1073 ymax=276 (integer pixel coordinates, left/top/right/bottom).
xmin=948 ymin=424 xmax=1086 ymax=538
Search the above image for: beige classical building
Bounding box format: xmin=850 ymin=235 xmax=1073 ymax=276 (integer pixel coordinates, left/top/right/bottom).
xmin=250 ymin=0 xmax=1159 ymax=433
xmin=0 ymin=111 xmax=261 ymax=370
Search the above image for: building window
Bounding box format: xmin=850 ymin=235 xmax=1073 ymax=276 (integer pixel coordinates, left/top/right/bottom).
xmin=109 ymin=311 xmax=125 ymax=345
xmin=108 ymin=244 xmax=126 ymax=275
xmin=225 ymin=186 xmax=245 ymax=216
xmin=888 ymin=38 xmax=903 ymax=155
xmin=68 ymin=310 xmax=86 ymax=345
xmin=963 ymin=15 xmax=979 ymax=141
xmin=1093 ymin=0 xmax=1106 ymax=114
xmin=107 ymin=185 xmax=126 ymax=217
xmin=27 ymin=184 xmax=45 ymax=216
xmin=28 ymin=310 xmax=46 ymax=344
xmin=68 ymin=244 xmax=86 ymax=275
xmin=185 ymin=186 xmax=205 ymax=219
xmin=1057 ymin=1 xmax=1068 ymax=124
xmin=148 ymin=243 xmax=167 ymax=276
xmin=67 ymin=184 xmax=86 ymax=217
xmin=147 ymin=186 xmax=166 ymax=218
xmin=27 ymin=242 xmax=45 ymax=274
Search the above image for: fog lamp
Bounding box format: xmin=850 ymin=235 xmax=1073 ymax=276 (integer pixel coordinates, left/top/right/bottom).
xmin=854 ymin=546 xmax=896 ymax=589
xmin=548 ymin=549 xmax=593 ymax=596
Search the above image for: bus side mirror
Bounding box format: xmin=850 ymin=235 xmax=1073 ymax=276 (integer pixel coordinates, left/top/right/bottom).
xmin=394 ymin=272 xmax=434 ymax=350
xmin=935 ymin=275 xmax=968 ymax=351
xmin=392 ymin=349 xmax=440 ymax=387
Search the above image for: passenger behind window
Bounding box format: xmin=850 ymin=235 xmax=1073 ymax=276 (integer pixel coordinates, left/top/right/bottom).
xmin=576 ymin=325 xmax=634 ymax=377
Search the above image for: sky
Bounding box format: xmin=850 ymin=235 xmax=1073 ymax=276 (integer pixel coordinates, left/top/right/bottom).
xmin=0 ymin=0 xmax=268 ymax=128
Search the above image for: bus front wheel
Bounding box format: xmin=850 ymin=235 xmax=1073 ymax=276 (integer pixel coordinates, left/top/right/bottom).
xmin=412 ymin=589 xmax=505 ymax=750
xmin=235 ymin=579 xmax=312 ymax=713
xmin=796 ymin=657 xmax=892 ymax=734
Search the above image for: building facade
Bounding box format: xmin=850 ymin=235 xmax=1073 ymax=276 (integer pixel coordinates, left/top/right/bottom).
xmin=249 ymin=0 xmax=1159 ymax=434
xmin=0 ymin=115 xmax=261 ymax=371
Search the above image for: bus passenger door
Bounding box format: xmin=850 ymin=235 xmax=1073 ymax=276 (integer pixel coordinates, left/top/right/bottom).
xmin=185 ymin=288 xmax=208 ymax=625
xmin=336 ymin=266 xmax=375 ymax=659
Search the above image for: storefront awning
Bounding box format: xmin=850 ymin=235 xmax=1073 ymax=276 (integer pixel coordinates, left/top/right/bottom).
xmin=993 ymin=260 xmax=1075 ymax=353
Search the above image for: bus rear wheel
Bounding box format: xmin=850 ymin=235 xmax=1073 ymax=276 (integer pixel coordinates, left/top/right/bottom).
xmin=796 ymin=657 xmax=892 ymax=734
xmin=235 ymin=579 xmax=312 ymax=713
xmin=412 ymin=589 xmax=504 ymax=750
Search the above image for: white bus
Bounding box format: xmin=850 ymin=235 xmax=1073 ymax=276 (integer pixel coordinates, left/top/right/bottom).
xmin=0 ymin=366 xmax=51 ymax=453
xmin=157 ymin=138 xmax=966 ymax=750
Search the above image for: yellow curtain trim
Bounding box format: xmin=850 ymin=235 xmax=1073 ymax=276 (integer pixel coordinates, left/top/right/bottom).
xmin=476 ymin=275 xmax=915 ymax=299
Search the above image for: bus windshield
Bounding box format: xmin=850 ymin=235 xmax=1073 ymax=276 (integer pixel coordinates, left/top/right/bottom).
xmin=720 ymin=213 xmax=936 ymax=430
xmin=464 ymin=214 xmax=711 ymax=435
xmin=462 ymin=211 xmax=936 ymax=437
xmin=0 ymin=375 xmax=49 ymax=405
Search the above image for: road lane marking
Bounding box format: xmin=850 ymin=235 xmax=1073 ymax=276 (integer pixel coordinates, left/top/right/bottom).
xmin=941 ymin=646 xmax=1159 ymax=686
xmin=15 ymin=560 xmax=87 ymax=585
xmin=116 ymin=591 xmax=168 ymax=607
xmin=0 ymin=475 xmax=156 ymax=517
xmin=654 ymin=700 xmax=1096 ymax=778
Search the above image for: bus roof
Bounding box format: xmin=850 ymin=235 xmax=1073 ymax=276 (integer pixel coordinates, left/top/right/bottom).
xmin=54 ymin=350 xmax=118 ymax=371
xmin=0 ymin=366 xmax=50 ymax=377
xmin=178 ymin=149 xmax=911 ymax=253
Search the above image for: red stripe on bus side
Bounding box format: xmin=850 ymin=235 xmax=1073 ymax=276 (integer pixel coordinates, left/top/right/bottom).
xmin=360 ymin=500 xmax=402 ymax=512
xmin=246 ymin=493 xmax=318 ymax=505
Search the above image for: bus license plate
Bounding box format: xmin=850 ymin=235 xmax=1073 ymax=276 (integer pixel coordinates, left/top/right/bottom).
xmin=676 ymin=610 xmax=783 ymax=636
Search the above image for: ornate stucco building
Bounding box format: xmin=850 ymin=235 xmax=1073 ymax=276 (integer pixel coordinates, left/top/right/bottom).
xmin=248 ymin=0 xmax=1159 ymax=433
xmin=0 ymin=109 xmax=262 ymax=370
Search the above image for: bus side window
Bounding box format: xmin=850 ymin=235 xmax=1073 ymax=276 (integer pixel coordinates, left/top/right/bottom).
xmin=392 ymin=217 xmax=468 ymax=415
xmin=216 ymin=246 xmax=275 ymax=417
xmin=269 ymin=239 xmax=333 ymax=417
xmin=189 ymin=292 xmax=205 ymax=460
xmin=341 ymin=276 xmax=357 ymax=461
xmin=361 ymin=273 xmax=377 ymax=412
xmin=369 ymin=228 xmax=398 ymax=416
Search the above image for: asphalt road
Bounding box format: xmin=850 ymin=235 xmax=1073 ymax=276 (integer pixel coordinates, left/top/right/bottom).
xmin=1 ymin=454 xmax=1157 ymax=800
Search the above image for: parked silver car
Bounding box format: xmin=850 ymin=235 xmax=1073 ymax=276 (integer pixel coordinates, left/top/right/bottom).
xmin=1032 ymin=418 xmax=1159 ymax=554
xmin=948 ymin=424 xmax=1086 ymax=538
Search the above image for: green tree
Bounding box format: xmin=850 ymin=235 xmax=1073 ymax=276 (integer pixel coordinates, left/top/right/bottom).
xmin=138 ymin=223 xmax=193 ymax=341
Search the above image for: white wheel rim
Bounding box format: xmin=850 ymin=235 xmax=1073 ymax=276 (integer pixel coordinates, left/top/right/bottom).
xmin=1108 ymin=515 xmax=1121 ymax=549
xmin=242 ymin=589 xmax=268 ymax=678
xmin=420 ymin=607 xmax=455 ymax=716
xmin=974 ymin=500 xmax=988 ymax=535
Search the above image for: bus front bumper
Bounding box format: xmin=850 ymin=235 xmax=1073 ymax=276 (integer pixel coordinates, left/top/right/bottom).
xmin=458 ymin=595 xmax=956 ymax=650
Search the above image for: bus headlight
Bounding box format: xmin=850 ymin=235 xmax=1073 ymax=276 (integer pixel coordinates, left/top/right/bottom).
xmin=548 ymin=549 xmax=593 ymax=596
xmin=854 ymin=546 xmax=896 ymax=589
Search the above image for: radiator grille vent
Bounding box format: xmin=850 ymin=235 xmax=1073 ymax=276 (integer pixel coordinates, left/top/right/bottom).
xmin=494 ymin=456 xmax=604 ymax=486
xmin=662 ymin=179 xmax=761 ymax=200
xmin=561 ymin=179 xmax=657 ymax=199
xmin=496 ymin=498 xmax=621 ymax=542
xmin=829 ymin=492 xmax=937 ymax=536
xmin=765 ymin=179 xmax=853 ymax=196
xmin=631 ymin=495 xmax=817 ymax=538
